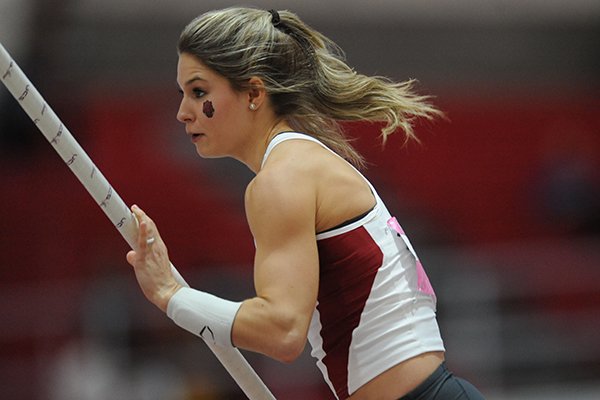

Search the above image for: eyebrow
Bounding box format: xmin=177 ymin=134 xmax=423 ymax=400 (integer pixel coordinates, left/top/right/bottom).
xmin=177 ymin=75 xmax=207 ymax=90
xmin=185 ymin=76 xmax=206 ymax=86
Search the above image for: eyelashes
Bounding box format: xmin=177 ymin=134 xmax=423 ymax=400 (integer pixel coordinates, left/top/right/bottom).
xmin=192 ymin=88 xmax=206 ymax=98
xmin=177 ymin=88 xmax=206 ymax=99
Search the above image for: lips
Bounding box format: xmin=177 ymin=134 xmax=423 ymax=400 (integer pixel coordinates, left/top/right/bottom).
xmin=188 ymin=132 xmax=204 ymax=142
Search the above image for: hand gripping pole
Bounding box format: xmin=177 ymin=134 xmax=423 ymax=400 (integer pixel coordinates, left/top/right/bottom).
xmin=0 ymin=42 xmax=275 ymax=400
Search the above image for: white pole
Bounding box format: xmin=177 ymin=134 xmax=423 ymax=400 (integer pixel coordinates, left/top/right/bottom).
xmin=0 ymin=42 xmax=275 ymax=400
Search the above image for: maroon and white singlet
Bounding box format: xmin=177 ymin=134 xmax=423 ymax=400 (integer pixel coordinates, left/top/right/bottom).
xmin=261 ymin=133 xmax=445 ymax=399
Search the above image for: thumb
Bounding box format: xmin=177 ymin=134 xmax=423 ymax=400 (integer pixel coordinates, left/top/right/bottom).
xmin=126 ymin=250 xmax=137 ymax=267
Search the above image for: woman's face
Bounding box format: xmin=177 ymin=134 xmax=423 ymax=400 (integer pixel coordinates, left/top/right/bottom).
xmin=176 ymin=52 xmax=252 ymax=159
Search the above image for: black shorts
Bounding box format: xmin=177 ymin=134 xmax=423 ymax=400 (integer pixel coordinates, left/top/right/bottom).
xmin=399 ymin=362 xmax=485 ymax=400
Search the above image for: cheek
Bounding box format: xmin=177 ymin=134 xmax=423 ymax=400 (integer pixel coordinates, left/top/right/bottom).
xmin=202 ymin=100 xmax=215 ymax=118
xmin=201 ymin=97 xmax=242 ymax=125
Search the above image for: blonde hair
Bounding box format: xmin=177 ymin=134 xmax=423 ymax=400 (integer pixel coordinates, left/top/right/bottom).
xmin=178 ymin=7 xmax=441 ymax=168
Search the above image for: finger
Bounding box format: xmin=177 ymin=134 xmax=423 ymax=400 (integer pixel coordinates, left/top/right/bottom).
xmin=132 ymin=204 xmax=154 ymax=224
xmin=131 ymin=204 xmax=147 ymax=225
xmin=132 ymin=204 xmax=155 ymax=229
xmin=131 ymin=205 xmax=155 ymax=250
xmin=132 ymin=205 xmax=159 ymax=239
xmin=138 ymin=219 xmax=152 ymax=252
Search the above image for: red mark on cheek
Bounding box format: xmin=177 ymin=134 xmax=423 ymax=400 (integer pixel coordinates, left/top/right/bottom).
xmin=203 ymin=100 xmax=215 ymax=118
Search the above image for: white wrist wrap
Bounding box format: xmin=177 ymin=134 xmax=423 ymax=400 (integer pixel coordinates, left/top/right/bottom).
xmin=167 ymin=287 xmax=242 ymax=347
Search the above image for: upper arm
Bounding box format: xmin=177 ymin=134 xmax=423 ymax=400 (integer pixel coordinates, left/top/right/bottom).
xmin=244 ymin=163 xmax=319 ymax=330
xmin=230 ymin=143 xmax=324 ymax=361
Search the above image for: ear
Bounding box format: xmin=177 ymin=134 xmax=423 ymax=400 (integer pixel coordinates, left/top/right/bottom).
xmin=246 ymin=76 xmax=268 ymax=109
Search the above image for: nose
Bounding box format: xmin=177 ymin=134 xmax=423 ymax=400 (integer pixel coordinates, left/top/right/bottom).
xmin=176 ymin=99 xmax=194 ymax=124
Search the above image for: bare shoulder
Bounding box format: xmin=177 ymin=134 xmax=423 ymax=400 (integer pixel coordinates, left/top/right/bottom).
xmin=245 ymin=140 xmax=324 ymax=236
xmin=245 ymin=138 xmax=371 ymax=235
xmin=261 ymin=138 xmax=330 ymax=174
xmin=246 ymin=139 xmax=325 ymax=205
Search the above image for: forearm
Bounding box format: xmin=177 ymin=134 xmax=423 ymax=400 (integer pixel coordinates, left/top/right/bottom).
xmin=232 ymin=297 xmax=309 ymax=363
xmin=167 ymin=289 xmax=309 ymax=362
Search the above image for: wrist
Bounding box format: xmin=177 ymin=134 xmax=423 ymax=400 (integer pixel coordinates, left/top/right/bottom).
xmin=157 ymin=282 xmax=183 ymax=313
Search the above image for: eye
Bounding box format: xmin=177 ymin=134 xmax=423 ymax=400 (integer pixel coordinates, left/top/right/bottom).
xmin=192 ymin=88 xmax=206 ymax=98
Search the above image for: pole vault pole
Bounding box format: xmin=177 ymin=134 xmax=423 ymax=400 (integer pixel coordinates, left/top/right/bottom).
xmin=0 ymin=42 xmax=275 ymax=400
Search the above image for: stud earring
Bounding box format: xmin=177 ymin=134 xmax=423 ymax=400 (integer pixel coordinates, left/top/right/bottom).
xmin=249 ymin=103 xmax=257 ymax=111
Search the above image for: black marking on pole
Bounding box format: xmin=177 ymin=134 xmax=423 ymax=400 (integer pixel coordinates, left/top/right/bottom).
xmin=18 ymin=84 xmax=29 ymax=101
xmin=66 ymin=153 xmax=78 ymax=166
xmin=116 ymin=217 xmax=126 ymax=228
xmin=33 ymin=105 xmax=46 ymax=124
xmin=50 ymin=124 xmax=63 ymax=145
xmin=100 ymin=186 xmax=113 ymax=208
xmin=2 ymin=61 xmax=13 ymax=80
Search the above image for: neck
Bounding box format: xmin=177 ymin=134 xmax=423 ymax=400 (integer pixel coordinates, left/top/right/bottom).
xmin=241 ymin=119 xmax=293 ymax=174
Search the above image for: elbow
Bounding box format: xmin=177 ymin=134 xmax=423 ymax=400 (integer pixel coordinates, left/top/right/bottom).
xmin=272 ymin=329 xmax=306 ymax=363
xmin=235 ymin=299 xmax=311 ymax=363
xmin=263 ymin=306 xmax=310 ymax=363
xmin=266 ymin=314 xmax=308 ymax=363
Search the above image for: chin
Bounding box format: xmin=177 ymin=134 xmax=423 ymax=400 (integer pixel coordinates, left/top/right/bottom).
xmin=195 ymin=147 xmax=225 ymax=160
